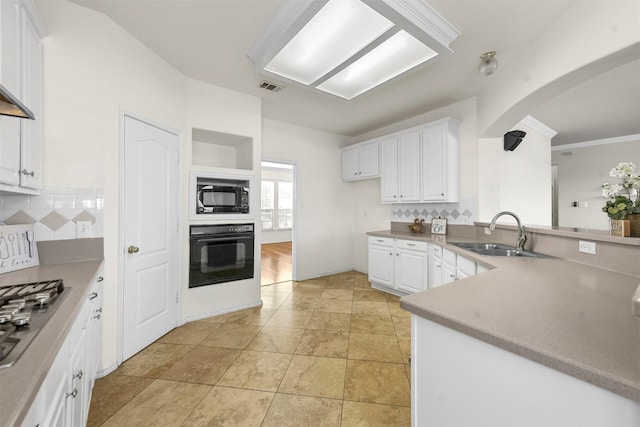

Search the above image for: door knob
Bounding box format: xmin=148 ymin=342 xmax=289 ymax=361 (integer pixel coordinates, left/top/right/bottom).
xmin=127 ymin=246 xmax=139 ymax=254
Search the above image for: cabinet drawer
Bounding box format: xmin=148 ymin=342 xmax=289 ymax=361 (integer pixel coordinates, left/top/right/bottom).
xmin=430 ymin=243 xmax=442 ymax=258
xmin=443 ymin=248 xmax=456 ymax=266
xmin=457 ymin=256 xmax=476 ymax=277
xmin=396 ymin=239 xmax=428 ymax=251
xmin=369 ymin=236 xmax=394 ymax=247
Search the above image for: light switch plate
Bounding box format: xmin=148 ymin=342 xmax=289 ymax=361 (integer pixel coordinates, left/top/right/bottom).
xmin=578 ymin=240 xmax=596 ymax=255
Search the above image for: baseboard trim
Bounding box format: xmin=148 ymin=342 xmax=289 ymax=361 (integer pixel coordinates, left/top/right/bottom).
xmin=183 ymin=299 xmax=263 ymax=323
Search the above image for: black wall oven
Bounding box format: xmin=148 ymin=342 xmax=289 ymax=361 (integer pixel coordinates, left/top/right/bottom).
xmin=189 ymin=223 xmax=255 ymax=288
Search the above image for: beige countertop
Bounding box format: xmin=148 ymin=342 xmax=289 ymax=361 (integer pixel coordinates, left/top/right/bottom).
xmin=0 ymin=259 xmax=103 ymax=426
xmin=368 ymin=230 xmax=640 ymax=403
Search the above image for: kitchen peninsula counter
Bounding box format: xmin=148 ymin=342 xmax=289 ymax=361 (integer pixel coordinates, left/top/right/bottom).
xmin=368 ymin=229 xmax=640 ymax=403
xmin=0 ymin=238 xmax=103 ymax=427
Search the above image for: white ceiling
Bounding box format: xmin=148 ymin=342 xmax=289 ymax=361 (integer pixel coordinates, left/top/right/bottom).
xmin=66 ymin=0 xmax=639 ymax=144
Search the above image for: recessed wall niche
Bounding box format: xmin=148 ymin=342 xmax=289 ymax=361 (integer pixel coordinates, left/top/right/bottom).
xmin=191 ymin=128 xmax=253 ymax=170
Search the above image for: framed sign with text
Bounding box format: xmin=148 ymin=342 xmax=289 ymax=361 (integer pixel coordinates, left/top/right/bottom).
xmin=431 ymin=218 xmax=448 ymax=235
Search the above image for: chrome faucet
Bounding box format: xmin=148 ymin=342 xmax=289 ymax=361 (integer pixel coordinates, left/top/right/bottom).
xmin=489 ymin=211 xmax=527 ymax=252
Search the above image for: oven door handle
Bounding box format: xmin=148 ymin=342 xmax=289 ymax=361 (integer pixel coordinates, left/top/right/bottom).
xmin=195 ymin=236 xmax=253 ymax=244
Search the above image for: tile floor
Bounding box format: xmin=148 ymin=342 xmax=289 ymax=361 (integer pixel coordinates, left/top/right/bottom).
xmin=87 ymin=271 xmax=411 ymax=426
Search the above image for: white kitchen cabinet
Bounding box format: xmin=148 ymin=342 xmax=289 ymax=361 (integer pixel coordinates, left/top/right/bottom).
xmin=457 ymin=255 xmax=477 ymax=279
xmin=342 ymin=141 xmax=379 ymax=181
xmin=395 ymin=239 xmax=429 ymax=293
xmin=0 ymin=0 xmax=44 ymax=193
xmin=368 ymin=236 xmax=394 ymax=287
xmin=375 ymin=117 xmax=460 ymax=204
xmin=369 ymin=237 xmax=428 ymax=295
xmin=23 ymin=267 xmax=104 ymax=427
xmin=18 ymin=2 xmax=44 ymax=190
xmin=0 ymin=0 xmax=22 ymax=186
xmin=380 ymin=132 xmax=420 ymax=203
xmin=442 ymin=248 xmax=457 ymax=285
xmin=412 ymin=315 xmax=640 ymax=427
xmin=379 ymin=136 xmax=398 ymax=202
xmin=420 ymin=118 xmax=460 ymax=202
xmin=428 ymin=243 xmax=443 ymax=288
xmin=85 ymin=275 xmax=103 ymax=407
xmin=67 ymin=328 xmax=88 ymax=427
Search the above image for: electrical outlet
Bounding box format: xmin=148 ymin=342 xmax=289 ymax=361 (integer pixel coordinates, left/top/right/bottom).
xmin=76 ymin=221 xmax=92 ymax=238
xmin=484 ymin=227 xmax=491 ymax=235
xmin=578 ymin=240 xmax=596 ymax=255
xmin=578 ymin=201 xmax=588 ymax=208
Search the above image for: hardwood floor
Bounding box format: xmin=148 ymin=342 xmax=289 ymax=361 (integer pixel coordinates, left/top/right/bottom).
xmin=261 ymin=242 xmax=292 ymax=286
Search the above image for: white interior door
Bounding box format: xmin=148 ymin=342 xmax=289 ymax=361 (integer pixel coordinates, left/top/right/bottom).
xmin=122 ymin=115 xmax=179 ymax=361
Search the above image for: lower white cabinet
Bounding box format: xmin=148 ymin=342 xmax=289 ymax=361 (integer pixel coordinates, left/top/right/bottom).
xmin=395 ymin=240 xmax=429 ymax=294
xmin=368 ymin=237 xmax=428 ymax=295
xmin=23 ymin=266 xmax=104 ymax=427
xmin=428 ymin=243 xmax=443 ymax=289
xmin=368 ymin=236 xmax=394 ymax=287
xmin=412 ymin=315 xmax=640 ymax=426
xmin=369 ymin=237 xmax=490 ymax=295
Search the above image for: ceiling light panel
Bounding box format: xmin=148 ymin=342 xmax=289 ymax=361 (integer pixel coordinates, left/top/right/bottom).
xmin=264 ymin=0 xmax=393 ymax=85
xmin=317 ymin=30 xmax=437 ymax=100
xmin=247 ymin=0 xmax=461 ymax=100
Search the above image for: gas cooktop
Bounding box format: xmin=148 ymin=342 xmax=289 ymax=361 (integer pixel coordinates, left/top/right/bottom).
xmin=0 ymin=279 xmax=67 ymax=369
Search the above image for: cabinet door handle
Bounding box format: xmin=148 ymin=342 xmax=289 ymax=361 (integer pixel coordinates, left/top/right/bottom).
xmin=19 ymin=169 xmax=35 ymax=177
xmin=94 ymin=314 xmax=101 ymax=320
xmin=73 ymin=370 xmax=83 ymax=380
xmin=88 ymin=292 xmax=98 ymax=300
xmin=97 ymin=276 xmax=104 ymax=282
xmin=376 ymin=239 xmax=384 ymax=242
xmin=407 ymin=243 xmax=415 ymax=247
xmin=66 ymin=388 xmax=78 ymax=399
xmin=95 ymin=308 xmax=103 ymax=313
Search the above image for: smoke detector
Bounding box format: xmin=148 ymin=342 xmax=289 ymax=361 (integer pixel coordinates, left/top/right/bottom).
xmin=259 ymin=80 xmax=285 ymax=92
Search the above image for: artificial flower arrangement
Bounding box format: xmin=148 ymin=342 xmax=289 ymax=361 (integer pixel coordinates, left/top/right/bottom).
xmin=601 ymin=162 xmax=640 ymax=220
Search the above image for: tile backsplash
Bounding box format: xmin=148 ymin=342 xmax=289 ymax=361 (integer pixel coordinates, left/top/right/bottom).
xmin=391 ymin=197 xmax=477 ymax=224
xmin=0 ymin=187 xmax=104 ymax=241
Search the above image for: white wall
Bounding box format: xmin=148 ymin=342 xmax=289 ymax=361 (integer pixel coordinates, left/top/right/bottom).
xmin=552 ymin=137 xmax=640 ymax=230
xmin=477 ymin=1 xmax=640 ymax=138
xmin=478 ymin=120 xmax=552 ymax=225
xmin=262 ymin=119 xmax=353 ymax=280
xmin=37 ymin=1 xmax=263 ymax=371
xmin=183 ymin=79 xmax=263 ymax=321
xmin=38 ymin=0 xmax=186 ymax=372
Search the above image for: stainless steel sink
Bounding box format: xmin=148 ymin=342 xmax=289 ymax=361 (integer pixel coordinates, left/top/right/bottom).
xmin=450 ymin=242 xmax=548 ymax=258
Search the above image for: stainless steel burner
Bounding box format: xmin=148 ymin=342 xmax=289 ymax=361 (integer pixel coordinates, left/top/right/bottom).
xmin=0 ymin=279 xmax=66 ymax=369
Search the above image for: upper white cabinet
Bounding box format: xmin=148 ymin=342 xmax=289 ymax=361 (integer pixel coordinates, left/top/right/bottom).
xmin=342 ymin=141 xmax=379 ymax=181
xmin=0 ymin=0 xmax=44 ymax=193
xmin=379 ymin=136 xmax=398 ymax=201
xmin=0 ymin=0 xmax=22 ymax=187
xmin=377 ymin=117 xmax=460 ymax=204
xmin=19 ymin=3 xmax=43 ymax=190
xmin=380 ymin=132 xmax=420 ymax=202
xmin=421 ymin=118 xmax=459 ymax=202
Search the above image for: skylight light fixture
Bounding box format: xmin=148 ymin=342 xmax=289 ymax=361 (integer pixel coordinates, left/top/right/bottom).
xmin=247 ymin=0 xmax=460 ymax=100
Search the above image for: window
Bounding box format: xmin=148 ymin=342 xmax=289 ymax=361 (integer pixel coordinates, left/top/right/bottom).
xmin=261 ymin=179 xmax=293 ymax=231
xmin=278 ymin=181 xmax=293 ymax=229
xmin=261 ymin=180 xmax=274 ymax=230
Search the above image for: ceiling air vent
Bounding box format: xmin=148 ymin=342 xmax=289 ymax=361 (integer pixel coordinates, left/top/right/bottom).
xmin=259 ymin=80 xmax=284 ymax=92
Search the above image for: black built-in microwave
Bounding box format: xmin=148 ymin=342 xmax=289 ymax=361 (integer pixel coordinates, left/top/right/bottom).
xmin=196 ymin=176 xmax=249 ymax=214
